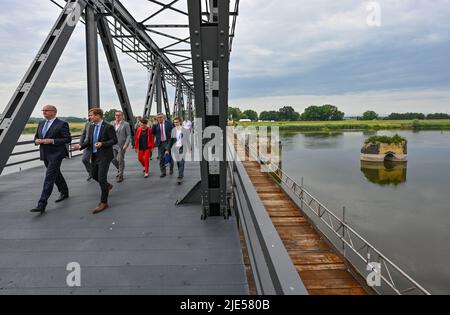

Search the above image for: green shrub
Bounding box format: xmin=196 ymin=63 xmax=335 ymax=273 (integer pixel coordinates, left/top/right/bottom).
xmin=365 ymin=134 xmax=406 ymax=144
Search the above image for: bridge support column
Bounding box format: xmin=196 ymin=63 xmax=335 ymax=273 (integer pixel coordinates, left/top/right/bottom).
xmin=143 ymin=59 xmax=168 ymax=118
xmin=155 ymin=60 xmax=162 ymax=114
xmin=97 ymin=16 xmax=135 ymax=130
xmin=85 ymin=5 xmax=100 ymax=109
xmin=161 ymin=71 xmax=172 ymax=120
xmin=186 ymin=0 xmax=230 ymax=219
xmin=173 ymin=80 xmax=185 ymax=119
xmin=187 ymin=91 xmax=194 ymax=121
xmin=0 ymin=0 xmax=87 ymax=175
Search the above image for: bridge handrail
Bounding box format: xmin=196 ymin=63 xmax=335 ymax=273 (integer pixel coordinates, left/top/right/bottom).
xmin=240 ymin=133 xmax=430 ymax=295
xmin=226 ymin=133 xmax=308 ymax=295
xmin=5 ymin=134 xmax=82 ymax=169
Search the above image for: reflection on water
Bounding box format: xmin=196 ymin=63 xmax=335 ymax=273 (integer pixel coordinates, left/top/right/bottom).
xmin=279 ymin=130 xmax=450 ymax=294
xmin=360 ymin=161 xmax=407 ymax=186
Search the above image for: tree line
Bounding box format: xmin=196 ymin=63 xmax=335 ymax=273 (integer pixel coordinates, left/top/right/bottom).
xmin=229 ymin=105 xmax=345 ymax=122
xmin=229 ymin=105 xmax=450 ymax=122
xmin=359 ymin=111 xmax=450 ymax=121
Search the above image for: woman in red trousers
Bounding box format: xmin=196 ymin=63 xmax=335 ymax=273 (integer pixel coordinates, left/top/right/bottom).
xmin=134 ymin=118 xmax=155 ymax=178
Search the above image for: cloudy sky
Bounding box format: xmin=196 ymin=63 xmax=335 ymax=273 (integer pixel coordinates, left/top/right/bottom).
xmin=0 ymin=0 xmax=450 ymax=118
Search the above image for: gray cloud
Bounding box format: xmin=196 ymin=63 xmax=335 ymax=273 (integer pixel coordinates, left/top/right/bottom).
xmin=0 ymin=0 xmax=449 ymax=117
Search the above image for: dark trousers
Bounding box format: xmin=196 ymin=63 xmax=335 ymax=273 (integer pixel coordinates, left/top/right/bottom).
xmin=91 ymin=155 xmax=111 ymax=204
xmin=177 ymin=160 xmax=185 ymax=178
xmin=38 ymin=158 xmax=69 ymax=209
xmin=174 ymin=146 xmax=185 ymax=178
xmin=158 ymin=141 xmax=174 ymax=174
xmin=82 ymin=149 xmax=92 ymax=176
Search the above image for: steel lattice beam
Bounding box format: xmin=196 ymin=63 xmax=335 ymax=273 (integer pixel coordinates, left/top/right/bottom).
xmin=0 ymin=0 xmax=87 ymax=175
xmin=85 ymin=5 xmax=100 ymax=108
xmin=98 ymin=15 xmax=136 ymax=131
xmin=186 ymin=0 xmax=230 ymax=219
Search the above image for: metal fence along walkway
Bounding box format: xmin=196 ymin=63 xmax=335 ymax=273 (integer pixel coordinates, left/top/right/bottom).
xmin=0 ymin=153 xmax=248 ymax=294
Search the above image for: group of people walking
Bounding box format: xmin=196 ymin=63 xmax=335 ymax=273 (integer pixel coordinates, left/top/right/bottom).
xmin=31 ymin=104 xmax=192 ymax=215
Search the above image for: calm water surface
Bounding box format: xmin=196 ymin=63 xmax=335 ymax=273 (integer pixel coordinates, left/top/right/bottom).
xmin=280 ymin=130 xmax=450 ymax=294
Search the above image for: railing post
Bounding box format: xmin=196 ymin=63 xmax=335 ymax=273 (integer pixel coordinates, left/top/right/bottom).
xmin=342 ymin=206 xmax=346 ymax=258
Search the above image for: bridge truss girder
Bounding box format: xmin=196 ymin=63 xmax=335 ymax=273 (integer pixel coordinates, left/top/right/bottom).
xmin=187 ymin=0 xmax=230 ymax=219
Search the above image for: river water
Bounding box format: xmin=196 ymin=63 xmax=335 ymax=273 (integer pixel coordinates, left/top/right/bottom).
xmin=280 ymin=130 xmax=450 ymax=294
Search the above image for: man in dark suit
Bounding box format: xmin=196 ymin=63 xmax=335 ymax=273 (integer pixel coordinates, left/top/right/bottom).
xmin=72 ymin=108 xmax=118 ymax=214
xmin=152 ymin=113 xmax=174 ymax=177
xmin=31 ymin=105 xmax=72 ymax=214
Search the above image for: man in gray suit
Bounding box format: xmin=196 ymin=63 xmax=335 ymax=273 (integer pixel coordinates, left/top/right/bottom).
xmin=111 ymin=111 xmax=131 ymax=183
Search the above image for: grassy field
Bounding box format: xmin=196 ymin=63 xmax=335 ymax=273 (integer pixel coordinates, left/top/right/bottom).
xmin=236 ymin=119 xmax=450 ymax=132
xmin=23 ymin=122 xmax=86 ymax=135
xmin=22 ymin=119 xmax=450 ymax=134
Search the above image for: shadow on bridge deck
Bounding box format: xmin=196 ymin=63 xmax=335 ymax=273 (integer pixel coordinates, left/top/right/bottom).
xmin=0 ymin=151 xmax=248 ymax=295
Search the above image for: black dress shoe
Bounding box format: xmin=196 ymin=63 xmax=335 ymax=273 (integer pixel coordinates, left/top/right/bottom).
xmin=30 ymin=207 xmax=45 ymax=214
xmin=55 ymin=194 xmax=69 ymax=203
xmin=160 ymin=173 xmax=166 ymax=178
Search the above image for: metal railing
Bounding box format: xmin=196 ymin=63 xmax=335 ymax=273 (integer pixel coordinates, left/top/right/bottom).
xmin=4 ymin=134 xmax=82 ymax=170
xmin=226 ymin=133 xmax=308 ymax=295
xmin=241 ymin=135 xmax=430 ymax=295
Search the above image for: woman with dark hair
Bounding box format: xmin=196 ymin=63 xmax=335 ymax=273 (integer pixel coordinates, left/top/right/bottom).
xmin=134 ymin=118 xmax=155 ymax=178
xmin=170 ymin=117 xmax=190 ymax=184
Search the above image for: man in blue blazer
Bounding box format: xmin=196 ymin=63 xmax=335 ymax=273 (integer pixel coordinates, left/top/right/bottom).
xmin=72 ymin=108 xmax=118 ymax=214
xmin=152 ymin=113 xmax=174 ymax=177
xmin=31 ymin=105 xmax=72 ymax=214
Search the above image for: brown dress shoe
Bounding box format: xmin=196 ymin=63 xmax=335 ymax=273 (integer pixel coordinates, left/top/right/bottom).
xmin=117 ymin=176 xmax=123 ymax=183
xmin=93 ymin=203 xmax=109 ymax=214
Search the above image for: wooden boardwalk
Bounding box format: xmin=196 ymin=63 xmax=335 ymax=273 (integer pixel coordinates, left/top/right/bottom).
xmin=231 ymin=134 xmax=368 ymax=295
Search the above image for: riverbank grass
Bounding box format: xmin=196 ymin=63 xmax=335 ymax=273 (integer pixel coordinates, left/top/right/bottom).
xmin=23 ymin=122 xmax=85 ymax=135
xmin=236 ymin=119 xmax=450 ymax=131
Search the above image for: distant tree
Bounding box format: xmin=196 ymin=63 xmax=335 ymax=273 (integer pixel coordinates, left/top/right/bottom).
xmin=242 ymin=109 xmax=258 ymax=121
xmin=228 ymin=107 xmax=243 ymax=121
xmin=426 ymin=113 xmax=450 ymax=119
xmin=259 ymin=111 xmax=280 ymax=121
xmin=278 ymin=106 xmax=300 ymax=121
xmin=322 ymin=104 xmax=345 ymax=121
xmin=385 ymin=113 xmax=425 ymax=120
xmin=361 ymin=110 xmax=379 ymax=120
xmin=61 ymin=116 xmax=87 ymax=123
xmin=104 ymin=109 xmax=119 ymax=122
xmin=301 ymin=105 xmax=344 ymax=121
xmin=300 ymin=106 xmax=322 ymax=121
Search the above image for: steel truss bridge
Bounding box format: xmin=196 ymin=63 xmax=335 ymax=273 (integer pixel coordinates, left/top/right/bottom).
xmin=0 ymin=0 xmax=239 ymax=220
xmin=0 ymin=0 xmax=431 ymax=296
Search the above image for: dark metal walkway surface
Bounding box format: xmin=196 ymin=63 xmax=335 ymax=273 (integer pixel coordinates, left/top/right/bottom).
xmin=0 ymin=152 xmax=248 ymax=295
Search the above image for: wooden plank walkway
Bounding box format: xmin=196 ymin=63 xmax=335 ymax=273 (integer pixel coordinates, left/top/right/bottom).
xmin=0 ymin=152 xmax=248 ymax=295
xmin=232 ymin=135 xmax=368 ymax=295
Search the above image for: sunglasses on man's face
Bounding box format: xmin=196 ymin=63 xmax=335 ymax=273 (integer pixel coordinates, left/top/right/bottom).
xmin=42 ymin=110 xmax=55 ymax=112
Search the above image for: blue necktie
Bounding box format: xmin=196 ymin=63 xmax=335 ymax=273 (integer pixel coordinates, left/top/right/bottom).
xmin=93 ymin=124 xmax=100 ymax=153
xmin=42 ymin=120 xmax=50 ymax=138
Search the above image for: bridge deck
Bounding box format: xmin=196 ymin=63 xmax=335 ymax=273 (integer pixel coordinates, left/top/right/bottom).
xmin=0 ymin=152 xmax=248 ymax=295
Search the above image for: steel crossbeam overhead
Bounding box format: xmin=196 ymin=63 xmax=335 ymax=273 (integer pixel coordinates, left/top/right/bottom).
xmin=97 ymin=0 xmax=194 ymax=91
xmin=0 ymin=0 xmax=87 ymax=175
